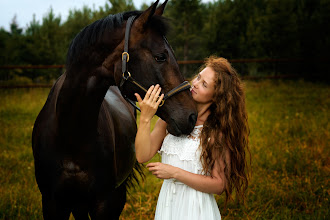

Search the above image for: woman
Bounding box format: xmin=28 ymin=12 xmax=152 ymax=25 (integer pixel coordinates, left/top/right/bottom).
xmin=134 ymin=56 xmax=250 ymax=219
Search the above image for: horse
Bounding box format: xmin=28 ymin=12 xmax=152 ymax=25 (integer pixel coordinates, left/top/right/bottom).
xmin=32 ymin=1 xmax=197 ymax=219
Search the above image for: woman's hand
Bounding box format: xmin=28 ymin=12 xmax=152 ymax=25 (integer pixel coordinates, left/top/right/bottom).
xmin=135 ymin=84 xmax=164 ymax=123
xmin=146 ymin=162 xmax=177 ymax=179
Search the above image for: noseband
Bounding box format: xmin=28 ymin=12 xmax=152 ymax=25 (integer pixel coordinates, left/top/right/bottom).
xmin=119 ymin=16 xmax=191 ymax=111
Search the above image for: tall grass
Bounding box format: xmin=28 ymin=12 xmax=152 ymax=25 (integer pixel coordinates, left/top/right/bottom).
xmin=0 ymin=80 xmax=329 ymax=219
xmin=0 ymin=88 xmax=45 ymax=219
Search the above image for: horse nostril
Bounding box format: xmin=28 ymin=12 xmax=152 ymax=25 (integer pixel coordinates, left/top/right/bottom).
xmin=189 ymin=113 xmax=197 ymax=127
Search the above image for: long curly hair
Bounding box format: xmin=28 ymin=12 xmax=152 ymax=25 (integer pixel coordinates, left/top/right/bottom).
xmin=198 ymin=56 xmax=250 ymax=206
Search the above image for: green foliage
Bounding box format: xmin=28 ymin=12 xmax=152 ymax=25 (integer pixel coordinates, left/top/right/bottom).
xmin=108 ymin=0 xmax=136 ymax=14
xmin=165 ymin=0 xmax=206 ymax=75
xmin=0 ymin=28 xmax=10 ymax=65
xmin=63 ymin=6 xmax=95 ymax=49
xmin=26 ymin=8 xmax=65 ymax=65
xmin=0 ymin=80 xmax=329 ymax=219
xmin=0 ymin=0 xmax=329 ymax=80
xmin=3 ymin=16 xmax=24 ymax=65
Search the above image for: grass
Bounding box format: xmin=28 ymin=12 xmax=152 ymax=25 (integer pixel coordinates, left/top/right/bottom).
xmin=0 ymin=80 xmax=329 ymax=219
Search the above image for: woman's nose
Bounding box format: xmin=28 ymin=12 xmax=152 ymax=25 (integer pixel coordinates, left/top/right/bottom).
xmin=192 ymin=82 xmax=198 ymax=89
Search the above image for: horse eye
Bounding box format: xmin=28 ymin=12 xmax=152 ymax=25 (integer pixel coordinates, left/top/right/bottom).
xmin=155 ymin=54 xmax=166 ymax=62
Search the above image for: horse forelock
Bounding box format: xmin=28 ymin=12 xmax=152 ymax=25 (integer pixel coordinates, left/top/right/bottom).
xmin=147 ymin=15 xmax=170 ymax=37
xmin=122 ymin=10 xmax=170 ymax=37
xmin=66 ymin=11 xmax=170 ymax=68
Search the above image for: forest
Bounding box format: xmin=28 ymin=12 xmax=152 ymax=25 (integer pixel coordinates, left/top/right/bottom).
xmin=0 ymin=0 xmax=329 ymax=82
xmin=0 ymin=1 xmax=329 ymax=219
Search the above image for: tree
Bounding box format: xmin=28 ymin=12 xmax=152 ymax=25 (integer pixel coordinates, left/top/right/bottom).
xmin=108 ymin=0 xmax=136 ymax=14
xmin=5 ymin=15 xmax=24 ymax=65
xmin=0 ymin=28 xmax=10 ymax=65
xmin=63 ymin=6 xmax=95 ymax=46
xmin=0 ymin=28 xmax=11 ymax=80
xmin=165 ymin=0 xmax=205 ymax=75
xmin=10 ymin=15 xmax=23 ymax=36
xmin=20 ymin=8 xmax=65 ymax=80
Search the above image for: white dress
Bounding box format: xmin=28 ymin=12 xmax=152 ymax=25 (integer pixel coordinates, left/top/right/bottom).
xmin=154 ymin=125 xmax=221 ymax=220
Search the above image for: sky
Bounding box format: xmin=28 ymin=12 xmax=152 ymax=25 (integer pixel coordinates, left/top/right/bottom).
xmin=0 ymin=0 xmax=211 ymax=32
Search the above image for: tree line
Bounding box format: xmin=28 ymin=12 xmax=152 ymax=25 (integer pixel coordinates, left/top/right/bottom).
xmin=0 ymin=0 xmax=329 ymax=82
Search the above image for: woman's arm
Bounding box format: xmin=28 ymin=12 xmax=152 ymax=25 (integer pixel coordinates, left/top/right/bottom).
xmin=134 ymin=85 xmax=166 ymax=163
xmin=135 ymin=118 xmax=167 ymax=163
xmin=172 ymin=161 xmax=225 ymax=195
xmin=147 ymin=150 xmax=230 ymax=195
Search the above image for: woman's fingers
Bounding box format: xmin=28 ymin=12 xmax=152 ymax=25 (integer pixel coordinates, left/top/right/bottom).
xmin=146 ymin=162 xmax=156 ymax=168
xmin=145 ymin=85 xmax=155 ymax=100
xmin=134 ymin=93 xmax=142 ymax=103
xmin=146 ymin=162 xmax=160 ymax=169
xmin=157 ymin=93 xmax=165 ymax=105
xmin=149 ymin=84 xmax=160 ymax=101
xmin=153 ymin=86 xmax=162 ymax=101
xmin=144 ymin=85 xmax=164 ymax=106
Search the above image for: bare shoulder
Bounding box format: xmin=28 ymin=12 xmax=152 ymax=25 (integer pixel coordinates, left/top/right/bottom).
xmin=153 ymin=118 xmax=167 ymax=134
xmin=155 ymin=118 xmax=167 ymax=129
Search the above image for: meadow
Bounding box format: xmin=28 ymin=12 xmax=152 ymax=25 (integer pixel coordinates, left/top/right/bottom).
xmin=0 ymin=80 xmax=329 ymax=219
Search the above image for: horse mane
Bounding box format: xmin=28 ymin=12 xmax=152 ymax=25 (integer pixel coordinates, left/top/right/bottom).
xmin=66 ymin=11 xmax=170 ymax=67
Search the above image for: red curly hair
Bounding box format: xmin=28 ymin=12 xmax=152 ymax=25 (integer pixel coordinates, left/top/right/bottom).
xmin=197 ymin=56 xmax=250 ymax=206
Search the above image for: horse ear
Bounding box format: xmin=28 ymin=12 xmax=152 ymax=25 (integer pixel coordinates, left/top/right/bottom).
xmin=135 ymin=0 xmax=159 ymax=30
xmin=155 ymin=0 xmax=168 ymax=16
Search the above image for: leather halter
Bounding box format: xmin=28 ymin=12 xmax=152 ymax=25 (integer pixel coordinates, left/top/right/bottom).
xmin=119 ymin=16 xmax=191 ymax=111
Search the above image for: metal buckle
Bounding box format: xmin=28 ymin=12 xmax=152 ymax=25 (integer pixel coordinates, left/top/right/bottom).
xmin=122 ymin=52 xmax=129 ymax=62
xmin=159 ymin=99 xmax=165 ymax=107
xmin=122 ymin=71 xmax=131 ymax=80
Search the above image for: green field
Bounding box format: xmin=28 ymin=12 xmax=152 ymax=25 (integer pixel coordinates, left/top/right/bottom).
xmin=0 ymin=80 xmax=329 ymax=219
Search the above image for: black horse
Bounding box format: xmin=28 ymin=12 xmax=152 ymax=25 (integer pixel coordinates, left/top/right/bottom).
xmin=32 ymin=1 xmax=197 ymax=219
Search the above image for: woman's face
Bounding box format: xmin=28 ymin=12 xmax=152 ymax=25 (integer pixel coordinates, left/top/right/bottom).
xmin=191 ymin=67 xmax=216 ymax=105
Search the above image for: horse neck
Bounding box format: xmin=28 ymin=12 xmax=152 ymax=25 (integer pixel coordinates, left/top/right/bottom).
xmin=56 ymin=38 xmax=124 ymax=137
xmin=58 ymin=22 xmax=127 ymax=122
xmin=55 ymin=71 xmax=110 ymax=137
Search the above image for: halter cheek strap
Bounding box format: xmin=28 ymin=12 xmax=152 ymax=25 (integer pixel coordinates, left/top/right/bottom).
xmin=119 ymin=16 xmax=191 ymax=112
xmin=121 ymin=16 xmax=135 ymax=75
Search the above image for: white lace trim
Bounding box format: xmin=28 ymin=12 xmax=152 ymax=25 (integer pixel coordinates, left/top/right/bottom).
xmin=160 ymin=145 xmax=200 ymax=161
xmin=159 ymin=125 xmax=203 ymax=171
xmin=187 ymin=125 xmax=203 ymax=140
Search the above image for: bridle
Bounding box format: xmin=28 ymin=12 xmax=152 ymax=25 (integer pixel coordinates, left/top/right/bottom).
xmin=119 ymin=16 xmax=191 ymax=111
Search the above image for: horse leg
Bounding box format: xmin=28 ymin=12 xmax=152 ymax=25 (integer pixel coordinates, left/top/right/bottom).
xmin=89 ymin=183 xmax=127 ymax=220
xmin=42 ymin=195 xmax=72 ymax=220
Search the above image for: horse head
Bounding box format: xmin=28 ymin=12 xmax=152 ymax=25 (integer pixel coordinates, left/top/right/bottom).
xmin=106 ymin=0 xmax=198 ymax=136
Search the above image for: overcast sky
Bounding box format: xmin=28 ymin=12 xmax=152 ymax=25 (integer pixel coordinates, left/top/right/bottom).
xmin=0 ymin=0 xmax=211 ymax=32
xmin=0 ymin=0 xmax=159 ymax=31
